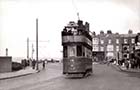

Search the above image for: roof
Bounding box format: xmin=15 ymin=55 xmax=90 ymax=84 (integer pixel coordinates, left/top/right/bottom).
xmin=120 ymin=34 xmax=137 ymax=37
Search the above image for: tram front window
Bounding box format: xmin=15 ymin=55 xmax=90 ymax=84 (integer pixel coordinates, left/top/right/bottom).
xmin=77 ymin=45 xmax=82 ymax=56
xmin=67 ymin=46 xmax=83 ymax=57
xmin=63 ymin=46 xmax=68 ymax=58
xmin=69 ymin=46 xmax=76 ymax=57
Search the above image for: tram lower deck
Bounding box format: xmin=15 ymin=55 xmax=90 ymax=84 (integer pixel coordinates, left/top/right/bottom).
xmin=63 ymin=57 xmax=92 ymax=75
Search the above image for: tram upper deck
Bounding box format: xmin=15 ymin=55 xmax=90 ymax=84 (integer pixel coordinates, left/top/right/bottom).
xmin=61 ymin=20 xmax=92 ymax=47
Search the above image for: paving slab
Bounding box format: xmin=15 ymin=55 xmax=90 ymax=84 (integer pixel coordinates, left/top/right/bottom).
xmin=0 ymin=67 xmax=39 ymax=80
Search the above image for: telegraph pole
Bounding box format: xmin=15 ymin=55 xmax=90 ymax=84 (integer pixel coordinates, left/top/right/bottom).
xmin=27 ymin=37 xmax=29 ymax=60
xmin=36 ymin=18 xmax=39 ymax=70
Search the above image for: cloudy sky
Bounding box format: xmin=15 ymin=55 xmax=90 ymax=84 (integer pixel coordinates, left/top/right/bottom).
xmin=0 ymin=0 xmax=140 ymax=60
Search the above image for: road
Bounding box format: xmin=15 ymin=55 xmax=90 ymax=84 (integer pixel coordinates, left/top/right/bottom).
xmin=1 ymin=63 xmax=140 ymax=90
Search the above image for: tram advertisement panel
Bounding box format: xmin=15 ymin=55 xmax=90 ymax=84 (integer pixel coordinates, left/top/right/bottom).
xmin=62 ymin=36 xmax=92 ymax=46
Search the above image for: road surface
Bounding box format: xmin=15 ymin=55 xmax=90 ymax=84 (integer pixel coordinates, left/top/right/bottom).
xmin=1 ymin=63 xmax=140 ymax=90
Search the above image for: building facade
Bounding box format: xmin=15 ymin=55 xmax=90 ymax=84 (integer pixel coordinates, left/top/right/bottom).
xmin=120 ymin=33 xmax=136 ymax=61
xmin=92 ymin=30 xmax=136 ymax=62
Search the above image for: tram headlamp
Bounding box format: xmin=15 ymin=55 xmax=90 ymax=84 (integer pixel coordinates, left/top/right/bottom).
xmin=70 ymin=64 xmax=74 ymax=67
xmin=70 ymin=59 xmax=74 ymax=62
xmin=72 ymin=67 xmax=75 ymax=70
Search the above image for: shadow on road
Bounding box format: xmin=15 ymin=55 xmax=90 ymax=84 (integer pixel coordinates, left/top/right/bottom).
xmin=63 ymin=73 xmax=94 ymax=80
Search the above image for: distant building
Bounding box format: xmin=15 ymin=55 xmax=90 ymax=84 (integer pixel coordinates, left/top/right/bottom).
xmin=92 ymin=30 xmax=137 ymax=62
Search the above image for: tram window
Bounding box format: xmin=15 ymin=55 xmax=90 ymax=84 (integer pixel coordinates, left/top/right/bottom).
xmin=63 ymin=46 xmax=67 ymax=58
xmin=69 ymin=46 xmax=76 ymax=56
xmin=77 ymin=45 xmax=82 ymax=56
xmin=138 ymin=53 xmax=140 ymax=57
xmin=83 ymin=52 xmax=85 ymax=56
xmin=82 ymin=47 xmax=85 ymax=56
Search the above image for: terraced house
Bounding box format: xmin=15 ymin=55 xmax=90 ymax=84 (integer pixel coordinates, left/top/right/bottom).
xmin=92 ymin=30 xmax=136 ymax=63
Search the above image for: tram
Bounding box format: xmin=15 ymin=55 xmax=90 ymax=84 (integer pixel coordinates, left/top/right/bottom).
xmin=61 ymin=20 xmax=93 ymax=77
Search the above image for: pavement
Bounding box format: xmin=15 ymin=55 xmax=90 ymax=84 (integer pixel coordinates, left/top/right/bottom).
xmin=0 ymin=63 xmax=62 ymax=81
xmin=111 ymin=63 xmax=140 ymax=73
xmin=0 ymin=66 xmax=39 ymax=80
xmin=0 ymin=63 xmax=62 ymax=90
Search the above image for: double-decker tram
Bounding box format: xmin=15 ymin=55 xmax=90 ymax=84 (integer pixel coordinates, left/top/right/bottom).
xmin=61 ymin=20 xmax=93 ymax=77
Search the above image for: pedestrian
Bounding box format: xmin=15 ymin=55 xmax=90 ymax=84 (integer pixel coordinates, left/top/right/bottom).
xmin=43 ymin=60 xmax=45 ymax=69
xmin=107 ymin=60 xmax=110 ymax=66
xmin=32 ymin=59 xmax=36 ymax=69
xmin=22 ymin=59 xmax=26 ymax=69
xmin=125 ymin=60 xmax=129 ymax=70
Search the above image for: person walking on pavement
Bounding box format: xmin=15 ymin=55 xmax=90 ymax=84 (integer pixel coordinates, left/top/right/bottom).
xmin=125 ymin=60 xmax=129 ymax=70
xmin=107 ymin=58 xmax=111 ymax=66
xmin=32 ymin=59 xmax=36 ymax=69
xmin=43 ymin=60 xmax=45 ymax=69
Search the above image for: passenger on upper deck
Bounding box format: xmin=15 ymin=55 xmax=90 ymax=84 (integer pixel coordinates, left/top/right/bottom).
xmin=62 ymin=20 xmax=92 ymax=40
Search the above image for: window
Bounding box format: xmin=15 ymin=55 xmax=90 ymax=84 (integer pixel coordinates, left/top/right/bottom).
xmin=116 ymin=39 xmax=119 ymax=44
xmin=85 ymin=48 xmax=92 ymax=58
xmin=69 ymin=46 xmax=76 ymax=57
xmin=116 ymin=46 xmax=119 ymax=51
xmin=77 ymin=45 xmax=82 ymax=56
xmin=123 ymin=46 xmax=129 ymax=51
xmin=63 ymin=46 xmax=67 ymax=58
xmin=108 ymin=39 xmax=111 ymax=44
xmin=100 ymin=47 xmax=104 ymax=51
xmin=93 ymin=38 xmax=99 ymax=44
xmin=124 ymin=39 xmax=128 ymax=44
xmin=131 ymin=39 xmax=135 ymax=44
xmin=95 ymin=45 xmax=99 ymax=51
xmin=82 ymin=46 xmax=85 ymax=56
xmin=96 ymin=38 xmax=99 ymax=44
xmin=92 ymin=45 xmax=99 ymax=51
xmin=107 ymin=45 xmax=114 ymax=51
xmin=124 ymin=54 xmax=127 ymax=58
xmin=100 ymin=40 xmax=104 ymax=44
xmin=123 ymin=54 xmax=129 ymax=58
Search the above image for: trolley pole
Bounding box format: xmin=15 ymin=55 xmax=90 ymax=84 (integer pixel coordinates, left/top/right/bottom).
xmin=36 ymin=18 xmax=39 ymax=70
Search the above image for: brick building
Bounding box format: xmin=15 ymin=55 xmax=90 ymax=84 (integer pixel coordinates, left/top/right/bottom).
xmin=92 ymin=30 xmax=136 ymax=62
xmin=92 ymin=31 xmax=105 ymax=62
xmin=120 ymin=33 xmax=136 ymax=60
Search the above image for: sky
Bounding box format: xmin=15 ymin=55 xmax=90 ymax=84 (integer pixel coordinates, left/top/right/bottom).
xmin=0 ymin=0 xmax=140 ymax=60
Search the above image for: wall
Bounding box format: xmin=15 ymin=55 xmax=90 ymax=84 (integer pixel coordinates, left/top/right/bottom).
xmin=0 ymin=56 xmax=12 ymax=73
